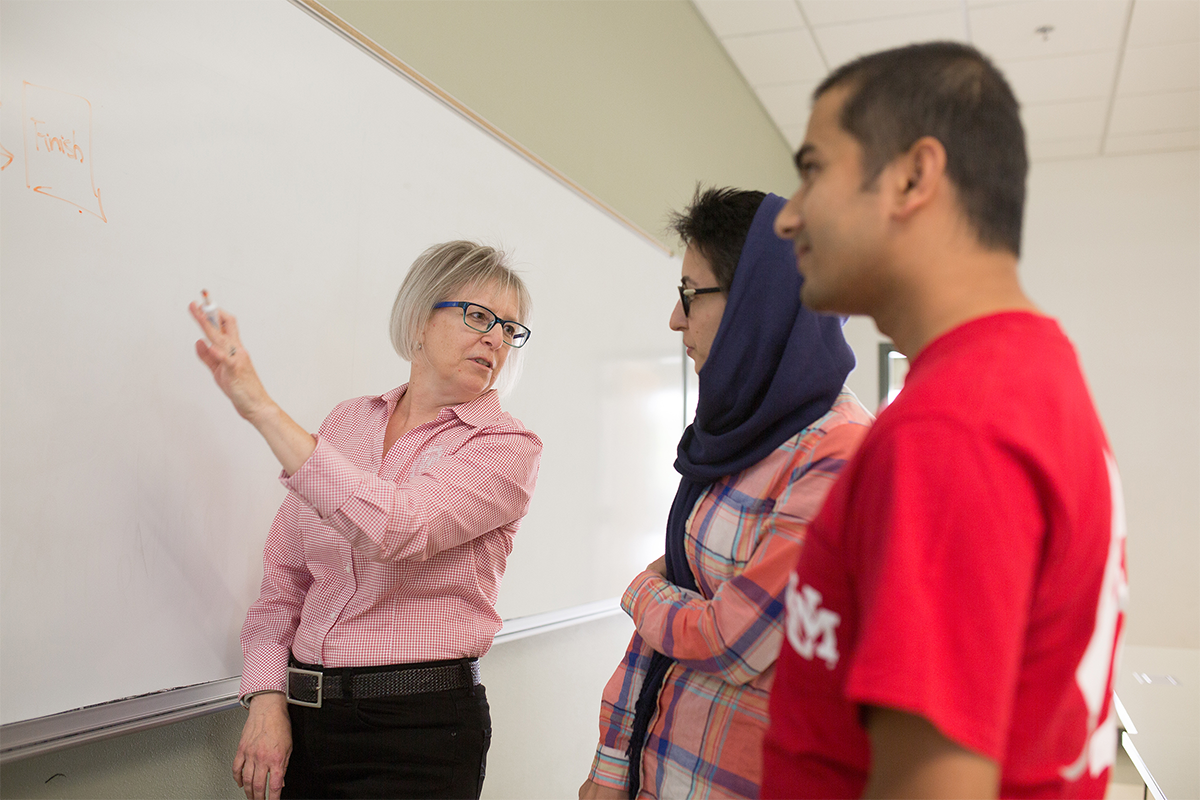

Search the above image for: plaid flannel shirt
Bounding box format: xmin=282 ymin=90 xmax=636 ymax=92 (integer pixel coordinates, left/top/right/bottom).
xmin=589 ymin=389 xmax=871 ymax=798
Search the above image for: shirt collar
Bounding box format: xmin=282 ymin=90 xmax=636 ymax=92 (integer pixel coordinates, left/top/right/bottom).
xmin=378 ymin=384 xmax=502 ymax=429
xmin=449 ymin=389 xmax=503 ymax=427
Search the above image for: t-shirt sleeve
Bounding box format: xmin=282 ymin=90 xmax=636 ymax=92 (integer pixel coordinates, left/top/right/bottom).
xmin=843 ymin=417 xmax=1044 ymax=761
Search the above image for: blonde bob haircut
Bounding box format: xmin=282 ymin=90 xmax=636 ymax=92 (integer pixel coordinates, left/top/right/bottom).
xmin=389 ymin=240 xmax=532 ymax=394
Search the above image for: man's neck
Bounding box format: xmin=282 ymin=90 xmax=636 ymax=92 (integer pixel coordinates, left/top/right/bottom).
xmin=872 ymin=245 xmax=1038 ymax=359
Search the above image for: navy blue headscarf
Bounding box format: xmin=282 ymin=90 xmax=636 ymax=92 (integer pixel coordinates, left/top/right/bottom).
xmin=626 ymin=193 xmax=855 ymax=797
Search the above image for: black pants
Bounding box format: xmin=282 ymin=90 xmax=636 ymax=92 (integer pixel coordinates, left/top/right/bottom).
xmin=281 ymin=684 xmax=491 ymax=799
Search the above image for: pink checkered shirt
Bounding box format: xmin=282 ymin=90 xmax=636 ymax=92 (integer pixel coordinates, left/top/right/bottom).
xmin=238 ymin=385 xmax=542 ymax=700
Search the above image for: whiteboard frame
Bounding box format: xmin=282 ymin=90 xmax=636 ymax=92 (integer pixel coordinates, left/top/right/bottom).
xmin=0 ymin=598 xmax=621 ymax=762
xmin=0 ymin=0 xmax=663 ymax=757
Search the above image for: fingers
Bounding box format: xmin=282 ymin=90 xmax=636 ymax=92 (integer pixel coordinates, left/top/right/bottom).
xmin=252 ymin=767 xmax=268 ymax=800
xmin=267 ymin=768 xmax=283 ymax=800
xmin=233 ymin=746 xmax=286 ymax=796
xmin=234 ymin=760 xmax=279 ymax=800
xmin=250 ymin=763 xmax=286 ymax=800
xmin=188 ymin=302 xmax=241 ymax=351
xmin=218 ymin=308 xmax=240 ymax=339
xmin=188 ymin=301 xmax=219 ymax=338
xmin=195 ymin=339 xmax=220 ymax=370
xmin=233 ymin=761 xmax=250 ymax=798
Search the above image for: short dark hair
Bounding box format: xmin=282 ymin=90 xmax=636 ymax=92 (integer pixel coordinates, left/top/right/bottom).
xmin=668 ymin=186 xmax=766 ymax=293
xmin=815 ymin=41 xmax=1027 ymax=256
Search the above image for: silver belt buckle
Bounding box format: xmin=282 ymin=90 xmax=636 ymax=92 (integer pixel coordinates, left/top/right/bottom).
xmin=286 ymin=666 xmax=323 ymax=708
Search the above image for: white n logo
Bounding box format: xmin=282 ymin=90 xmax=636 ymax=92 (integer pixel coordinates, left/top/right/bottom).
xmin=786 ymin=573 xmax=842 ymax=670
xmin=1061 ymin=452 xmax=1129 ymax=781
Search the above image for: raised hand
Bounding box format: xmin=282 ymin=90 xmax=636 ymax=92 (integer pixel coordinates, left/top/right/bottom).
xmin=189 ymin=302 xmax=273 ymax=424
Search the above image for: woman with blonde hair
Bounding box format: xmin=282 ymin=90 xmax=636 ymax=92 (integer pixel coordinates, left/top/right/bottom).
xmin=190 ymin=241 xmax=542 ymax=800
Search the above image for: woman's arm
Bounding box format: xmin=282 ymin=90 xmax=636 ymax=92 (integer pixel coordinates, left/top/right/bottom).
xmin=283 ymin=427 xmax=542 ymax=563
xmin=189 ymin=303 xmax=315 ymax=475
xmin=623 ymin=518 xmax=803 ymax=685
xmin=234 ymin=495 xmax=311 ymax=800
xmin=239 ymin=496 xmax=313 ymax=697
xmin=626 ymin=421 xmax=867 ymax=685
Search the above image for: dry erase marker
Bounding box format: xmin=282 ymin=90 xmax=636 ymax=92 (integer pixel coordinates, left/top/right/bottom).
xmin=200 ymin=290 xmax=220 ymax=327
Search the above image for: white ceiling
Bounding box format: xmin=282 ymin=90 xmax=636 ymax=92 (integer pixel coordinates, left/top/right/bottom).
xmin=693 ymin=0 xmax=1200 ymax=161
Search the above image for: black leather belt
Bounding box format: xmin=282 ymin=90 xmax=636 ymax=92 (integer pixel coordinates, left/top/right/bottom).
xmin=286 ymin=658 xmax=481 ymax=708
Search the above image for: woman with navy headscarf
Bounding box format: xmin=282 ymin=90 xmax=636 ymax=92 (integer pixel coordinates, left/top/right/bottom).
xmin=579 ymin=188 xmax=873 ymax=800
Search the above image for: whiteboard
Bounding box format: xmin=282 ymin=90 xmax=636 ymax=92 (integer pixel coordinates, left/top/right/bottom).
xmin=0 ymin=0 xmax=682 ymax=727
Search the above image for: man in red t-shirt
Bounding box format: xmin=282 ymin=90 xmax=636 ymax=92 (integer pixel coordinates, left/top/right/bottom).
xmin=763 ymin=42 xmax=1127 ymax=798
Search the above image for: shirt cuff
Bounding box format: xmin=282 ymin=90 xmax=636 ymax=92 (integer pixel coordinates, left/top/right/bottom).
xmin=239 ymin=689 xmax=286 ymax=709
xmin=621 ymin=570 xmax=663 ymax=617
xmin=280 ymin=436 xmax=361 ymax=519
xmin=589 ymin=746 xmax=631 ymax=789
xmin=239 ymin=648 xmax=291 ymax=704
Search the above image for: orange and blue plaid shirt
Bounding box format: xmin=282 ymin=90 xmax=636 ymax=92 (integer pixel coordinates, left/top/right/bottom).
xmin=589 ymin=389 xmax=872 ymax=799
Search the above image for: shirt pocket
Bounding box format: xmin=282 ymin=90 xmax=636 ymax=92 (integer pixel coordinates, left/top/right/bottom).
xmin=688 ymin=485 xmax=774 ymax=586
xmin=410 ymin=445 xmax=444 ymax=479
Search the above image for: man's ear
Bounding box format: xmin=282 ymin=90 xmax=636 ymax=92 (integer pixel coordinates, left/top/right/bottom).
xmin=889 ymin=136 xmax=947 ymax=220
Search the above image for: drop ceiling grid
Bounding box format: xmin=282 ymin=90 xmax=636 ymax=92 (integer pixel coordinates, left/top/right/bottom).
xmin=693 ymin=0 xmax=1200 ymax=160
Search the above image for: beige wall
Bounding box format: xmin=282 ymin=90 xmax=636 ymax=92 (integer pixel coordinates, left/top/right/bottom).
xmin=1021 ymin=149 xmax=1200 ymax=649
xmin=320 ymin=0 xmax=800 ymax=251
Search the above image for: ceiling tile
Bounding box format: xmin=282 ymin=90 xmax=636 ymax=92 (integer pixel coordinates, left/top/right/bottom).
xmin=970 ymin=1 xmax=1130 ymax=61
xmin=1117 ymin=40 xmax=1200 ymax=95
xmin=1126 ymin=0 xmax=1200 ymax=48
xmin=1027 ymin=136 xmax=1103 ymax=160
xmin=722 ymin=27 xmax=828 ymax=85
xmin=693 ymin=0 xmax=806 ymax=39
xmin=1105 ymin=128 xmax=1200 ymax=154
xmin=755 ymin=81 xmax=820 ymax=128
xmin=798 ymin=0 xmax=963 ymax=28
xmin=1021 ymin=97 xmax=1108 ymax=141
xmin=997 ymin=50 xmax=1119 ymax=105
xmin=814 ymin=10 xmax=969 ymax=68
xmin=1108 ymin=89 xmax=1200 ymax=135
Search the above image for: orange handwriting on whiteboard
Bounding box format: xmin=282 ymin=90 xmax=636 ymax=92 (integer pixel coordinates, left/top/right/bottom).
xmin=21 ymin=82 xmax=107 ymax=222
xmin=0 ymin=101 xmax=13 ymax=171
xmin=32 ymin=119 xmax=85 ymax=163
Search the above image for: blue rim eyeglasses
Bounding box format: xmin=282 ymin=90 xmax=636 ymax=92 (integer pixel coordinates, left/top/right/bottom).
xmin=432 ymin=302 xmax=532 ymax=348
xmin=678 ymin=284 xmax=721 ymax=316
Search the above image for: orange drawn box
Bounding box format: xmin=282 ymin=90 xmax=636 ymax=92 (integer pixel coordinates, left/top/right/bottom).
xmin=22 ymin=82 xmax=105 ymax=221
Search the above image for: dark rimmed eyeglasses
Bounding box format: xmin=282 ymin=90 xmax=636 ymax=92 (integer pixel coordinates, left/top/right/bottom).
xmin=432 ymin=301 xmax=532 ymax=348
xmin=678 ymin=284 xmax=722 ymax=316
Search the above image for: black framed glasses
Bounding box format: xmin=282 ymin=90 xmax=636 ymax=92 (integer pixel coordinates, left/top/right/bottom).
xmin=678 ymin=284 xmax=722 ymax=316
xmin=432 ymin=301 xmax=532 ymax=348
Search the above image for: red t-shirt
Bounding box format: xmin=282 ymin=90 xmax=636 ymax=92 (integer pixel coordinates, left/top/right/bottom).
xmin=763 ymin=312 xmax=1127 ymax=799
